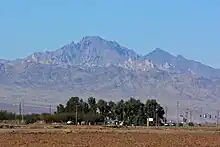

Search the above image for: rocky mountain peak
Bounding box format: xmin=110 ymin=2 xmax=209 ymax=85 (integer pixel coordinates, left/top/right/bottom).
xmin=3 ymin=36 xmax=219 ymax=78
xmin=22 ymin=36 xmax=140 ymax=67
xmin=144 ymin=48 xmax=175 ymax=64
xmin=1 ymin=36 xmax=220 ymax=120
xmin=80 ymin=36 xmax=104 ymax=42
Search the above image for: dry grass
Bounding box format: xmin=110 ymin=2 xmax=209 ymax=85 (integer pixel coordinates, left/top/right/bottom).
xmin=0 ymin=125 xmax=220 ymax=147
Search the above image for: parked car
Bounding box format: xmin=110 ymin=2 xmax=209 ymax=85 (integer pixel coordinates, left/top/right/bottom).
xmin=66 ymin=120 xmax=73 ymax=125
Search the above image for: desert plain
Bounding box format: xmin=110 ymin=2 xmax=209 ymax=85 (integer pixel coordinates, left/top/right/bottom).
xmin=0 ymin=125 xmax=220 ymax=147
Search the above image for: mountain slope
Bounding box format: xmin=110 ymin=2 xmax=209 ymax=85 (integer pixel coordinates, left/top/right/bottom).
xmin=24 ymin=36 xmax=140 ymax=67
xmin=0 ymin=36 xmax=220 ymax=120
xmin=144 ymin=48 xmax=220 ymax=78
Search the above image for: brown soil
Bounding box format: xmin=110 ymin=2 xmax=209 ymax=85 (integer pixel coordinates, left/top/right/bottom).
xmin=0 ymin=126 xmax=220 ymax=147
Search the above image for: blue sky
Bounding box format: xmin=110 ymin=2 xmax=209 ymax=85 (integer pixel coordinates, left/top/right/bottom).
xmin=0 ymin=0 xmax=219 ymax=67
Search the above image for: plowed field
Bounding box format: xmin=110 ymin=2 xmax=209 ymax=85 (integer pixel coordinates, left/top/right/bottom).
xmin=0 ymin=126 xmax=220 ymax=147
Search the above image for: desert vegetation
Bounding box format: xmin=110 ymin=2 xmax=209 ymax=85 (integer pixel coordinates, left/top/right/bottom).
xmin=1 ymin=97 xmax=219 ymax=146
xmin=0 ymin=97 xmax=165 ymax=126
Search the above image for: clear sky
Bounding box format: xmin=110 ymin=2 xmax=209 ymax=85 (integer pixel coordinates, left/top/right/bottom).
xmin=0 ymin=0 xmax=219 ymax=67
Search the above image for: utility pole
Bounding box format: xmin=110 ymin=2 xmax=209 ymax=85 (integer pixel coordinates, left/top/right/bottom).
xmin=200 ymin=107 xmax=203 ymax=124
xmin=176 ymin=101 xmax=180 ymax=126
xmin=165 ymin=106 xmax=168 ymax=123
xmin=216 ymin=109 xmax=219 ymax=127
xmin=155 ymin=108 xmax=158 ymax=126
xmin=189 ymin=110 xmax=192 ymax=123
xmin=185 ymin=108 xmax=189 ymax=123
xmin=75 ymin=104 xmax=78 ymax=125
xmin=21 ymin=99 xmax=24 ymax=124
xmin=122 ymin=106 xmax=125 ymax=122
xmin=49 ymin=105 xmax=52 ymax=115
xmin=146 ymin=105 xmax=150 ymax=127
xmin=19 ymin=102 xmax=22 ymax=124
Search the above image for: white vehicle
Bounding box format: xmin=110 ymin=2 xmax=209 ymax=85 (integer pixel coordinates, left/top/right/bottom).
xmin=66 ymin=121 xmax=73 ymax=125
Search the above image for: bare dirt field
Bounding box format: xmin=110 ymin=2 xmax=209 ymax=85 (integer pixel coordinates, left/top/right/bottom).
xmin=0 ymin=125 xmax=220 ymax=147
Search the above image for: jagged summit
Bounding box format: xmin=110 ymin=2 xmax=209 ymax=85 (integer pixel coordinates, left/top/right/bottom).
xmin=1 ymin=35 xmax=220 ymax=119
xmin=23 ymin=36 xmax=140 ymax=67
xmin=145 ymin=48 xmax=175 ymax=59
xmin=143 ymin=48 xmax=176 ymax=70
xmin=152 ymin=48 xmax=169 ymax=53
xmin=4 ymin=36 xmax=219 ymax=78
xmin=80 ymin=36 xmax=104 ymax=42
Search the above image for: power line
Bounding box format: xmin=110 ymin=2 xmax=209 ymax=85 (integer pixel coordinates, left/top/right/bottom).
xmin=10 ymin=100 xmax=56 ymax=116
xmin=0 ymin=101 xmax=57 ymax=111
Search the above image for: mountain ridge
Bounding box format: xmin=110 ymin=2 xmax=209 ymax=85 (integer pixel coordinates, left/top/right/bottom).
xmin=0 ymin=36 xmax=220 ymax=120
xmin=1 ymin=36 xmax=218 ymax=73
xmin=17 ymin=36 xmax=220 ymax=78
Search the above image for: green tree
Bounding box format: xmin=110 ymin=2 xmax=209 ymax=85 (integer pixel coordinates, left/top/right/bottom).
xmin=82 ymin=101 xmax=89 ymax=114
xmin=88 ymin=97 xmax=97 ymax=114
xmin=57 ymin=104 xmax=65 ymax=113
xmin=65 ymin=97 xmax=80 ymax=113
xmin=108 ymin=101 xmax=116 ymax=120
xmin=145 ymin=99 xmax=165 ymax=125
xmin=97 ymin=99 xmax=108 ymax=116
xmin=123 ymin=98 xmax=143 ymax=125
xmin=0 ymin=110 xmax=16 ymax=120
xmin=137 ymin=102 xmax=146 ymax=125
xmin=52 ymin=96 xmax=166 ymax=126
xmin=115 ymin=99 xmax=125 ymax=121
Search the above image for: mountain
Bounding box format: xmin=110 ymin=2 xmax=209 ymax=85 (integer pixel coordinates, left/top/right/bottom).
xmin=0 ymin=36 xmax=220 ymax=120
xmin=24 ymin=36 xmax=140 ymax=67
xmin=144 ymin=48 xmax=220 ymax=78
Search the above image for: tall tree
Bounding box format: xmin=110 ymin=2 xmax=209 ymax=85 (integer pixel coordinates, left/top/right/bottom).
xmin=57 ymin=104 xmax=65 ymax=113
xmin=145 ymin=99 xmax=165 ymax=125
xmin=53 ymin=96 xmax=165 ymax=126
xmin=88 ymin=97 xmax=97 ymax=114
xmin=124 ymin=98 xmax=143 ymax=124
xmin=82 ymin=101 xmax=89 ymax=114
xmin=108 ymin=101 xmax=116 ymax=120
xmin=97 ymin=99 xmax=108 ymax=117
xmin=115 ymin=99 xmax=125 ymax=121
xmin=65 ymin=97 xmax=80 ymax=113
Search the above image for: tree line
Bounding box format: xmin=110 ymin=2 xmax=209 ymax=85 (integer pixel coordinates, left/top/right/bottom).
xmin=0 ymin=97 xmax=166 ymax=126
